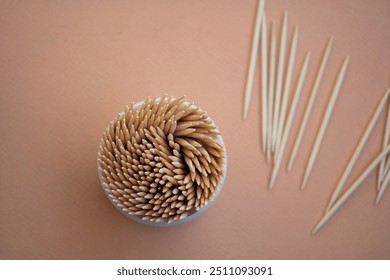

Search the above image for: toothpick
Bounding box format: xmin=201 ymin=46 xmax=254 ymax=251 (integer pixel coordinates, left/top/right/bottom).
xmin=301 ymin=56 xmax=350 ymax=190
xmin=275 ymin=25 xmax=299 ymax=158
xmin=326 ymin=88 xmax=390 ymax=212
xmin=312 ymin=145 xmax=390 ymax=234
xmin=269 ymin=52 xmax=311 ymax=189
xmin=377 ymin=144 xmax=390 ymax=203
xmin=376 ymin=166 xmax=390 ymax=204
xmin=377 ymin=98 xmax=390 ymax=190
xmin=260 ymin=14 xmax=268 ymax=154
xmin=266 ymin=21 xmax=276 ymax=163
xmin=243 ymin=0 xmax=266 ymax=119
xmin=288 ymin=37 xmax=334 ymax=171
xmin=382 ymin=157 xmax=390 ymax=181
xmin=271 ymin=11 xmax=288 ymax=151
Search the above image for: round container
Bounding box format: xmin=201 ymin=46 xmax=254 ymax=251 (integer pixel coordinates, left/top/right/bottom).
xmin=97 ymin=98 xmax=227 ymax=226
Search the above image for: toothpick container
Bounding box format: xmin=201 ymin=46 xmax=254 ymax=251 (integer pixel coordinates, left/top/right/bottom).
xmin=98 ymin=97 xmax=227 ymax=227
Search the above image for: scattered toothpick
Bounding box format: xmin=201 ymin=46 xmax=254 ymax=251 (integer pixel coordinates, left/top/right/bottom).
xmin=376 ymin=100 xmax=390 ymax=204
xmin=260 ymin=14 xmax=268 ymax=154
xmin=243 ymin=0 xmax=266 ymax=119
xmin=313 ymin=145 xmax=390 ymax=234
xmin=269 ymin=52 xmax=311 ymax=189
xmin=376 ymin=166 xmax=390 ymax=204
xmin=288 ymin=37 xmax=334 ymax=171
xmin=271 ymin=11 xmax=288 ymax=152
xmin=377 ymin=96 xmax=390 ymax=190
xmin=325 ymin=88 xmax=390 ymax=212
xmin=275 ymin=25 xmax=299 ymax=158
xmin=301 ymin=56 xmax=350 ymax=190
xmin=266 ymin=21 xmax=276 ymax=163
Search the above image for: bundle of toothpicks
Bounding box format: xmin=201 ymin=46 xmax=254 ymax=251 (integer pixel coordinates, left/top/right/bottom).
xmin=242 ymin=0 xmax=390 ymax=234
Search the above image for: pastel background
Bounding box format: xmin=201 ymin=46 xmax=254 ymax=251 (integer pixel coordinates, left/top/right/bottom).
xmin=1 ymin=0 xmax=389 ymax=259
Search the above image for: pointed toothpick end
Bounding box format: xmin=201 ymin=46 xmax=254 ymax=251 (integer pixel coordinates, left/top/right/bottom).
xmin=376 ymin=179 xmax=381 ymax=192
xmin=311 ymin=218 xmax=325 ymax=235
xmin=268 ymin=176 xmax=275 ymax=189
xmin=324 ymin=205 xmax=331 ymax=214
xmin=301 ymin=180 xmax=307 ymax=190
xmin=301 ymin=171 xmax=310 ymax=190
xmin=375 ymin=193 xmax=382 ymax=205
xmin=311 ymin=225 xmax=320 ymax=235
xmin=287 ymin=161 xmax=293 ymax=172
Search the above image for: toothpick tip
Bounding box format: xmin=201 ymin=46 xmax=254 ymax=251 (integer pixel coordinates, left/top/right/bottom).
xmin=375 ymin=192 xmax=383 ymax=205
xmin=301 ymin=175 xmax=308 ymax=190
xmin=269 ymin=176 xmax=275 ymax=189
xmin=311 ymin=219 xmax=324 ymax=235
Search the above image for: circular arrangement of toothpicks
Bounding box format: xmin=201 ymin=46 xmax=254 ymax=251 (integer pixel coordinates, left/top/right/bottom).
xmin=97 ymin=96 xmax=227 ymax=226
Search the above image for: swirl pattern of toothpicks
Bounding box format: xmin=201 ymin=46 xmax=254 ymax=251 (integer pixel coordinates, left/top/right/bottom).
xmin=97 ymin=96 xmax=226 ymax=224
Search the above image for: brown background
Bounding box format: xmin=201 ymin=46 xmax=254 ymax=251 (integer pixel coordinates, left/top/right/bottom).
xmin=1 ymin=0 xmax=390 ymax=259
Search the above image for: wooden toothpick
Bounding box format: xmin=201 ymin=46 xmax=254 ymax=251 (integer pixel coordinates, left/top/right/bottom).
xmin=377 ymin=97 xmax=390 ymax=190
xmin=313 ymin=145 xmax=390 ymax=234
xmin=325 ymin=88 xmax=390 ymax=212
xmin=288 ymin=38 xmax=333 ymax=171
xmin=260 ymin=14 xmax=268 ymax=154
xmin=271 ymin=11 xmax=288 ymax=152
xmin=266 ymin=21 xmax=276 ymax=163
xmin=376 ymin=166 xmax=390 ymax=204
xmin=301 ymin=56 xmax=350 ymax=190
xmin=243 ymin=0 xmax=266 ymax=119
xmin=269 ymin=52 xmax=311 ymax=189
xmin=275 ymin=25 xmax=299 ymax=158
